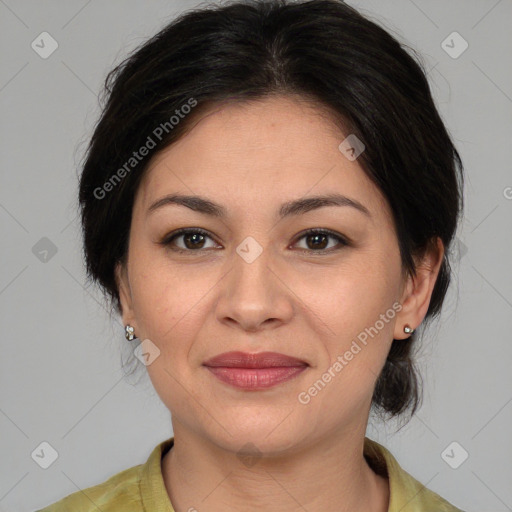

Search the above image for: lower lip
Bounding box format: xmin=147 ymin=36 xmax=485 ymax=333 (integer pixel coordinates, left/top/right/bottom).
xmin=204 ymin=366 xmax=307 ymax=390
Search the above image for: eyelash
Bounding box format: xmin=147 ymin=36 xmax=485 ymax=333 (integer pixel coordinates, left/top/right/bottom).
xmin=159 ymin=228 xmax=350 ymax=255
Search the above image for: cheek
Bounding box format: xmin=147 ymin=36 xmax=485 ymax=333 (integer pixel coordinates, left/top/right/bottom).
xmin=128 ymin=262 xmax=210 ymax=406
xmin=295 ymin=273 xmax=397 ymax=426
xmin=128 ymin=248 xmax=223 ymax=363
xmin=131 ymin=268 xmax=201 ymax=342
xmin=291 ymin=255 xmax=399 ymax=340
xmin=294 ymin=255 xmax=400 ymax=397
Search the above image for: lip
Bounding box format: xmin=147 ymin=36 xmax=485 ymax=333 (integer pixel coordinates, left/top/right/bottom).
xmin=203 ymin=351 xmax=309 ymax=390
xmin=203 ymin=351 xmax=308 ymax=368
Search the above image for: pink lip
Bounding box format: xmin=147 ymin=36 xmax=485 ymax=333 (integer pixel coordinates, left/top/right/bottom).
xmin=203 ymin=351 xmax=308 ymax=390
xmin=203 ymin=351 xmax=308 ymax=368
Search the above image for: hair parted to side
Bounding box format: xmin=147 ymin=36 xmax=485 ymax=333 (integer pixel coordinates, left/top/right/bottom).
xmin=78 ymin=0 xmax=464 ymax=420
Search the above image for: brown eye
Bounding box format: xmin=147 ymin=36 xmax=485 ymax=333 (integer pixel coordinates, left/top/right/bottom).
xmin=293 ymin=229 xmax=349 ymax=253
xmin=161 ymin=228 xmax=218 ymax=252
xmin=181 ymin=232 xmax=207 ymax=249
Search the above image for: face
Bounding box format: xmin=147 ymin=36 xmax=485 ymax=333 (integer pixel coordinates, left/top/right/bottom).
xmin=116 ymin=95 xmax=441 ymax=455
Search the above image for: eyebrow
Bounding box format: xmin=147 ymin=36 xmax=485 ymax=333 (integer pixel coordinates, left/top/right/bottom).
xmin=147 ymin=193 xmax=371 ymax=219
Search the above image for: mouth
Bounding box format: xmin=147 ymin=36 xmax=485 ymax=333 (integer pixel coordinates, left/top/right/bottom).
xmin=202 ymin=351 xmax=309 ymax=390
xmin=203 ymin=351 xmax=308 ymax=368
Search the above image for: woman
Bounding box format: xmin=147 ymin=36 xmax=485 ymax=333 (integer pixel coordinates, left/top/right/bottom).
xmin=38 ymin=0 xmax=465 ymax=510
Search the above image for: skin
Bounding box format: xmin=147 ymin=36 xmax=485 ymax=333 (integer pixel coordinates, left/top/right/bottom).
xmin=116 ymin=95 xmax=444 ymax=512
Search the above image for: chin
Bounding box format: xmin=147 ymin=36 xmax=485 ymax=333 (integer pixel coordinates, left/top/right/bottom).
xmin=200 ymin=411 xmax=308 ymax=456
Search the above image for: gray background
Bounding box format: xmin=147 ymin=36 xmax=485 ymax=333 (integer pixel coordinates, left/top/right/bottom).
xmin=1 ymin=0 xmax=511 ymax=511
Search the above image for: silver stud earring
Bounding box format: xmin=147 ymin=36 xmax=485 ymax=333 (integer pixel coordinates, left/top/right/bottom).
xmin=125 ymin=325 xmax=135 ymax=341
xmin=403 ymin=325 xmax=415 ymax=334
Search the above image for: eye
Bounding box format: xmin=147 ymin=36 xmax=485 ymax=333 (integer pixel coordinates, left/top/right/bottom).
xmin=292 ymin=228 xmax=349 ymax=253
xmin=160 ymin=228 xmax=219 ymax=253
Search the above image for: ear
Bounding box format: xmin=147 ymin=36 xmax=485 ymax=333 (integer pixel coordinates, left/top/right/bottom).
xmin=115 ymin=261 xmax=137 ymax=329
xmin=394 ymin=237 xmax=445 ymax=340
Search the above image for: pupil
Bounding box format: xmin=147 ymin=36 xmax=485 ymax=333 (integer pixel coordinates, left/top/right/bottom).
xmin=185 ymin=233 xmax=204 ymax=249
xmin=308 ymin=233 xmax=327 ymax=250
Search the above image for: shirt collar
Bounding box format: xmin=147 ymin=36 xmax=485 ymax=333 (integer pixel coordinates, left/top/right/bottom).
xmin=139 ymin=436 xmax=450 ymax=511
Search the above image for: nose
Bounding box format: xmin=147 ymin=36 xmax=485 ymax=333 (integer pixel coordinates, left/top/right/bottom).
xmin=215 ymin=242 xmax=294 ymax=333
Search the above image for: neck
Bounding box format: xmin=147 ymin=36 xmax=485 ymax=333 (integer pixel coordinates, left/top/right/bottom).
xmin=161 ymin=422 xmax=389 ymax=512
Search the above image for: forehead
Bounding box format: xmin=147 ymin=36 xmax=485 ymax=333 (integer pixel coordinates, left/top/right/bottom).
xmin=135 ymin=95 xmax=391 ymax=224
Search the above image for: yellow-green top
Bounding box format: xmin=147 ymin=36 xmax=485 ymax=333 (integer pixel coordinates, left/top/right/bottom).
xmin=37 ymin=437 xmax=463 ymax=511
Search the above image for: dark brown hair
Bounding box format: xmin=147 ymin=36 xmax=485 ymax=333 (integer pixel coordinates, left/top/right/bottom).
xmin=78 ymin=0 xmax=464 ymax=419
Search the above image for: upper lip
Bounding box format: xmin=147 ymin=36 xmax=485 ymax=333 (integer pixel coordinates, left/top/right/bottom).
xmin=203 ymin=351 xmax=308 ymax=368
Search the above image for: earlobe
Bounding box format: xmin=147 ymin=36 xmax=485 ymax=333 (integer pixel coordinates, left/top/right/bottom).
xmin=394 ymin=237 xmax=444 ymax=339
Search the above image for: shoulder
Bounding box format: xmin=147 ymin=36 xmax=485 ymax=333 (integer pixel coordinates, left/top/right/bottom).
xmin=35 ymin=464 xmax=144 ymax=512
xmin=364 ymin=438 xmax=465 ymax=512
xmin=35 ymin=438 xmax=175 ymax=512
xmin=392 ymin=473 xmax=465 ymax=512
